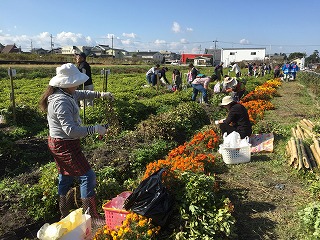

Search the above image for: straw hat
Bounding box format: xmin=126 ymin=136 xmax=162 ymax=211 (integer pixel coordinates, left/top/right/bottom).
xmin=219 ymin=96 xmax=234 ymax=106
xmin=49 ymin=63 xmax=88 ymax=88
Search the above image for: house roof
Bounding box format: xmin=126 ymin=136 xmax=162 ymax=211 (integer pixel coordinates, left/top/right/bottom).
xmin=135 ymin=51 xmax=160 ymax=56
xmin=205 ymin=47 xmax=266 ymax=54
xmin=221 ymin=47 xmax=266 ymax=51
xmin=1 ymin=44 xmax=20 ymax=53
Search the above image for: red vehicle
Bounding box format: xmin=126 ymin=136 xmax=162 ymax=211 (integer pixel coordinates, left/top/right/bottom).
xmin=180 ymin=53 xmax=213 ymax=64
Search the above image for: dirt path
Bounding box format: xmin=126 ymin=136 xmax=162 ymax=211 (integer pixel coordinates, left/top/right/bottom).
xmin=217 ymin=81 xmax=318 ymax=240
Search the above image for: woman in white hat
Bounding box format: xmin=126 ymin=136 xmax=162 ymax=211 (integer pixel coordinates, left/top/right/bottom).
xmin=222 ymin=75 xmax=246 ymax=102
xmin=216 ymin=96 xmax=252 ymax=139
xmin=39 ymin=63 xmax=113 ymax=220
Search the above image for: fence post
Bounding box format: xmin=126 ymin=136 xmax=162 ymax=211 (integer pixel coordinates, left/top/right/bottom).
xmin=8 ymin=67 xmax=16 ymax=124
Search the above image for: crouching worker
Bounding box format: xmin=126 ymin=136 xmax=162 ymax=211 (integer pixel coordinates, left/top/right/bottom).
xmin=216 ymin=96 xmax=252 ymax=139
xmin=191 ymin=74 xmax=218 ymax=104
xmin=39 ymin=63 xmax=114 ymax=222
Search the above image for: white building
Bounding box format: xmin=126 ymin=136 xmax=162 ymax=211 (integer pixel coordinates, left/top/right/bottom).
xmin=61 ymin=46 xmax=92 ymax=56
xmin=206 ymin=48 xmax=266 ymax=66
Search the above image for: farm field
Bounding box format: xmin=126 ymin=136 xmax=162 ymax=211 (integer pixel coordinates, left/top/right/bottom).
xmin=1 ymin=65 xmax=320 ymax=239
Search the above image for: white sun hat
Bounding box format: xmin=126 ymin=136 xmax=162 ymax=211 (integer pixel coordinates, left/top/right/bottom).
xmin=224 ymin=76 xmax=235 ymax=84
xmin=220 ymin=96 xmax=234 ymax=106
xmin=49 ymin=63 xmax=89 ymax=88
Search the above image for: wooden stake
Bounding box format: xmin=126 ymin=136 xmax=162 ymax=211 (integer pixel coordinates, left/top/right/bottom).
xmin=298 ymin=138 xmax=311 ymax=169
xmin=310 ymin=144 xmax=320 ymax=167
xmin=307 ymin=119 xmax=315 ymax=128
xmin=290 ymin=137 xmax=298 ymax=167
xmin=298 ymin=123 xmax=314 ymax=138
xmin=291 ymin=127 xmax=297 ymax=138
xmin=295 ymin=137 xmax=303 ymax=170
xmin=299 ymin=120 xmax=313 ymax=131
xmin=305 ymin=144 xmax=317 ymax=168
xmin=314 ymin=138 xmax=320 ymax=156
xmin=296 ymin=125 xmax=305 ymax=140
xmin=303 ymin=118 xmax=314 ymax=129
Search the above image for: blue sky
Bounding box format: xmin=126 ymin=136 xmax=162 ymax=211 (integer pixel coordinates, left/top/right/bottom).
xmin=1 ymin=0 xmax=319 ymax=56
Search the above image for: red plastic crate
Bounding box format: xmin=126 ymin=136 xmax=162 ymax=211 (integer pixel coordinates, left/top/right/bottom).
xmin=102 ymin=191 xmax=131 ymax=229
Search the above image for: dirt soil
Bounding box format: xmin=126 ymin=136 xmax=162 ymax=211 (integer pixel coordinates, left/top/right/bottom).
xmin=0 ymin=80 xmax=318 ymax=240
xmin=217 ymin=81 xmax=319 ymax=240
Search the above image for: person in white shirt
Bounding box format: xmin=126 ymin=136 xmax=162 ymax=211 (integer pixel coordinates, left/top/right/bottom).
xmin=191 ymin=74 xmax=218 ymax=104
xmin=230 ymin=62 xmax=241 ymax=78
xmin=146 ymin=64 xmax=160 ymax=86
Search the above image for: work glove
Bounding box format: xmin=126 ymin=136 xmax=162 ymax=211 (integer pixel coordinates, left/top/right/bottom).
xmin=94 ymin=124 xmax=107 ymax=135
xmin=100 ymin=92 xmax=114 ymax=101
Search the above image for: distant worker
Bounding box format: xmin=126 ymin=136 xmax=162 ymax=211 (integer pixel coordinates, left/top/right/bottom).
xmin=146 ymin=64 xmax=160 ymax=86
xmin=247 ymin=62 xmax=254 ymax=76
xmin=191 ymin=74 xmax=218 ymax=104
xmin=282 ymin=62 xmax=292 ymax=82
xmin=222 ymin=75 xmax=246 ymax=102
xmin=187 ymin=63 xmax=199 ymax=84
xmin=158 ymin=66 xmax=170 ymax=85
xmin=214 ymin=62 xmax=224 ymax=80
xmin=290 ymin=62 xmax=299 ymax=80
xmin=172 ymin=69 xmax=182 ymax=91
xmin=230 ymin=62 xmax=241 ymax=78
xmin=76 ymin=52 xmax=94 ymax=106
xmin=274 ymin=64 xmax=281 ymax=78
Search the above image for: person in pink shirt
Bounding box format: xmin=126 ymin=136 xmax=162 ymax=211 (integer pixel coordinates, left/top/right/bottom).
xmin=191 ymin=74 xmax=218 ymax=104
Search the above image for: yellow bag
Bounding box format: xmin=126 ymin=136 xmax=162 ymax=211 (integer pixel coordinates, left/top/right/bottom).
xmin=37 ymin=208 xmax=91 ymax=240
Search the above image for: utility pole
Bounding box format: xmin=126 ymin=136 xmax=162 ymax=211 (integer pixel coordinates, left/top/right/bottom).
xmin=213 ymin=39 xmax=218 ymax=49
xmin=50 ymin=34 xmax=54 ymax=54
xmin=213 ymin=39 xmax=218 ymax=66
xmin=111 ymin=35 xmax=114 ymax=58
xmin=30 ymin=40 xmax=33 ymax=53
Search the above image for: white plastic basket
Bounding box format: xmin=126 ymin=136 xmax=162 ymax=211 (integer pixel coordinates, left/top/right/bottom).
xmin=219 ymin=144 xmax=251 ymax=164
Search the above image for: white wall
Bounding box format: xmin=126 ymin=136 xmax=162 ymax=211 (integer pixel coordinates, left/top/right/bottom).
xmin=221 ymin=48 xmax=266 ymax=66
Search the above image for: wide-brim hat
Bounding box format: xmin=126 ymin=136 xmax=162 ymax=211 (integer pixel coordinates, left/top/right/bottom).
xmin=49 ymin=63 xmax=89 ymax=88
xmin=224 ymin=76 xmax=235 ymax=84
xmin=219 ymin=96 xmax=234 ymax=106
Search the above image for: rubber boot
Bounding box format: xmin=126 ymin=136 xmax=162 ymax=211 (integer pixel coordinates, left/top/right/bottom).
xmin=82 ymin=196 xmax=104 ymax=229
xmin=59 ymin=195 xmax=70 ymax=219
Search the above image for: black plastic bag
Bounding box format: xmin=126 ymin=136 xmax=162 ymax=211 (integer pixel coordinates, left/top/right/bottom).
xmin=124 ymin=168 xmax=173 ymax=227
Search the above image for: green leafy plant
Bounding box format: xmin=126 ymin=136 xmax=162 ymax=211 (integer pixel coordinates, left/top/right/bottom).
xmin=299 ymin=201 xmax=320 ymax=239
xmin=95 ymin=166 xmax=125 ymax=207
xmin=130 ymin=139 xmax=176 ymax=173
xmin=19 ymin=162 xmax=58 ymax=220
xmin=136 ymin=101 xmax=210 ymax=144
xmin=171 ymin=171 xmax=236 ymax=239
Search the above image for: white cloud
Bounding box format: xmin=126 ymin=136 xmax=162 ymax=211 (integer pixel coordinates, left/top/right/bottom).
xmin=240 ymin=39 xmax=249 ymax=44
xmin=121 ymin=39 xmax=132 ymax=45
xmin=122 ymin=32 xmax=137 ymax=38
xmin=180 ymin=38 xmax=188 ymax=44
xmin=0 ymin=31 xmax=202 ymax=53
xmin=154 ymin=39 xmax=166 ymax=45
xmin=54 ymin=31 xmax=96 ymax=47
xmin=186 ymin=28 xmax=193 ymax=32
xmin=172 ymin=22 xmax=181 ymax=33
xmin=106 ymin=33 xmax=116 ymax=39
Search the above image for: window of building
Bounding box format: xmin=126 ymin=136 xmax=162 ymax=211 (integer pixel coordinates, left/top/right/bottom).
xmin=230 ymin=52 xmax=236 ymax=55
xmin=251 ymin=52 xmax=257 ymax=55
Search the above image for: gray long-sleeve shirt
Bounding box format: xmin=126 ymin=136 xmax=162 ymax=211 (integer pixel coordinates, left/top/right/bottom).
xmin=47 ymin=88 xmax=100 ymax=139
